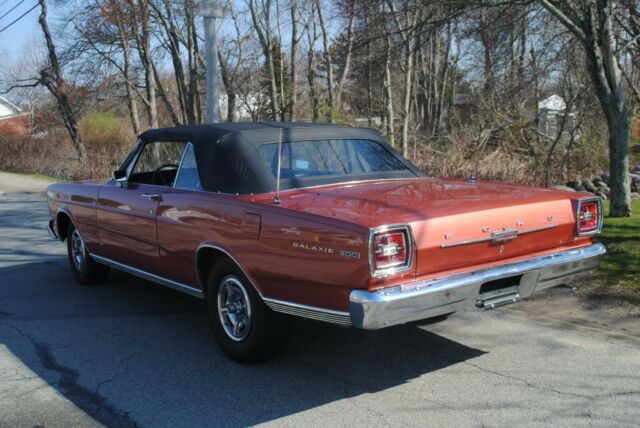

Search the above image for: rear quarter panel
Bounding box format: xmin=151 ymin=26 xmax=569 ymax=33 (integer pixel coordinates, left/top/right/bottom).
xmin=47 ymin=181 xmax=103 ymax=250
xmin=157 ymin=189 xmax=370 ymax=311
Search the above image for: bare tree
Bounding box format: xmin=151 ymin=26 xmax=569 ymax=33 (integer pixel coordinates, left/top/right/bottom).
xmin=539 ymin=0 xmax=632 ymax=216
xmin=38 ymin=0 xmax=87 ymax=162
xmin=335 ymin=0 xmax=358 ymax=111
xmin=316 ymin=0 xmax=334 ymax=121
xmin=249 ymin=0 xmax=280 ymax=121
xmin=288 ymin=0 xmax=300 ymax=121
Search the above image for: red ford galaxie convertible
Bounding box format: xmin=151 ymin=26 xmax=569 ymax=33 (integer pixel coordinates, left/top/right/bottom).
xmin=47 ymin=123 xmax=605 ymax=362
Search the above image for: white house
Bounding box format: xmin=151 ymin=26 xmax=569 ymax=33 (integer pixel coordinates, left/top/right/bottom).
xmin=538 ymin=94 xmax=577 ymax=138
xmin=0 ymin=96 xmax=30 ymax=135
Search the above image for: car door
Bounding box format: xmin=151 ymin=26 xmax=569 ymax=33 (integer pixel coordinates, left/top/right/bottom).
xmin=156 ymin=143 xmax=207 ymax=286
xmin=97 ymin=140 xmax=186 ymax=274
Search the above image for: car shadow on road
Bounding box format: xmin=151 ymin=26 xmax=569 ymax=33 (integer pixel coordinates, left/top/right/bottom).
xmin=0 ymin=258 xmax=486 ymax=427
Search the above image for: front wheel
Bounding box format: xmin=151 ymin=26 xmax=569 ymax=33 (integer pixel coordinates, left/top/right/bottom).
xmin=66 ymin=224 xmax=110 ymax=285
xmin=206 ymin=259 xmax=289 ymax=363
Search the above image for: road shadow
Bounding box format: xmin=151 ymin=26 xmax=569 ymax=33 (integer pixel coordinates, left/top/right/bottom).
xmin=0 ymin=259 xmax=486 ymax=427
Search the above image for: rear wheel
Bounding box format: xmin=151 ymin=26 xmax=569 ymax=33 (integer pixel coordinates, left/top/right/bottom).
xmin=66 ymin=224 xmax=110 ymax=285
xmin=206 ymin=258 xmax=289 ymax=363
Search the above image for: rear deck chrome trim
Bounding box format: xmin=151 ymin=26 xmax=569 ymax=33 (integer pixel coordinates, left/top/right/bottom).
xmin=90 ymin=254 xmax=205 ymax=299
xmin=440 ymin=224 xmax=559 ymax=248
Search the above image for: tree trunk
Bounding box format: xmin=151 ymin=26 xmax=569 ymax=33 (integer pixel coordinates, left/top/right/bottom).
xmin=115 ymin=13 xmax=140 ymax=135
xmin=134 ymin=0 xmax=158 ymax=129
xmin=37 ymin=0 xmax=86 ymax=162
xmin=383 ymin=28 xmax=395 ymax=148
xmin=249 ymin=0 xmax=279 ymax=121
xmin=365 ymin=12 xmax=373 ymax=127
xmin=288 ymin=0 xmax=298 ymax=121
xmin=185 ymin=0 xmax=201 ymax=124
xmin=335 ymin=0 xmax=357 ymax=112
xmin=400 ymin=32 xmax=415 ymax=158
xmin=218 ymin=45 xmax=235 ymax=122
xmin=606 ymin=107 xmax=632 ymax=216
xmin=316 ymin=0 xmax=334 ymax=121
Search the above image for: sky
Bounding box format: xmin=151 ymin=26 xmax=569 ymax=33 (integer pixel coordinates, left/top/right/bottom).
xmin=0 ymin=1 xmax=50 ymax=62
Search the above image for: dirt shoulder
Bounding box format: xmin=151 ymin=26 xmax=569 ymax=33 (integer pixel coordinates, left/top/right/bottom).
xmin=0 ymin=171 xmax=58 ymax=194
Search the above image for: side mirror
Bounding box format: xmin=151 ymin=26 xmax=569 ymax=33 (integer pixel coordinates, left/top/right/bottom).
xmin=113 ymin=170 xmax=127 ymax=187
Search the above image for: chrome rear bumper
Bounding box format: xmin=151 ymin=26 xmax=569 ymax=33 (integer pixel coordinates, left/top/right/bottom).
xmin=349 ymin=243 xmax=606 ymax=330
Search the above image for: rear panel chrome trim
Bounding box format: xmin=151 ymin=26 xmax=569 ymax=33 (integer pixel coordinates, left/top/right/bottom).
xmin=263 ymin=298 xmax=352 ymax=326
xmin=91 ymin=254 xmax=204 ymax=299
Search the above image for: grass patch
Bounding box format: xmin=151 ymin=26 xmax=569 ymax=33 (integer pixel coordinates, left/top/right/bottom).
xmin=595 ymin=200 xmax=640 ymax=291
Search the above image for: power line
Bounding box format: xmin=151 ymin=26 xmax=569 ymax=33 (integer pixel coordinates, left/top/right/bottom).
xmin=0 ymin=2 xmax=38 ymax=35
xmin=0 ymin=1 xmax=11 ymax=9
xmin=0 ymin=0 xmax=27 ymax=20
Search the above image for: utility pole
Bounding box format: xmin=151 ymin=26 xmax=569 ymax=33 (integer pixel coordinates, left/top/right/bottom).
xmin=201 ymin=0 xmax=222 ymax=123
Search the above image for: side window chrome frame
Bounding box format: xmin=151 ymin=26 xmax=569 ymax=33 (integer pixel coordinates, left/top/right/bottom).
xmin=115 ymin=139 xmax=144 ymax=186
xmin=173 ymin=142 xmax=203 ymax=191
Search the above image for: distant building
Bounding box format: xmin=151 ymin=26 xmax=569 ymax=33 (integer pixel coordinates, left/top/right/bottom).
xmin=219 ymin=93 xmax=264 ymax=121
xmin=0 ymin=96 xmax=30 ymax=136
xmin=538 ymin=94 xmax=577 ymax=138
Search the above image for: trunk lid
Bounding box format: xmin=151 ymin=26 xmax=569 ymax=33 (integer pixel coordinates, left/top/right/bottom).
xmin=271 ymin=178 xmax=580 ymax=277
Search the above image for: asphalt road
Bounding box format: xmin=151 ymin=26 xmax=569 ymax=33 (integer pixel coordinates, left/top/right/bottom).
xmin=1 ymin=174 xmax=639 ymax=427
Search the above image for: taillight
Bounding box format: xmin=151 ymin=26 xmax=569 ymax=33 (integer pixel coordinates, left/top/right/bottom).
xmin=577 ymin=199 xmax=602 ymax=236
xmin=370 ymin=225 xmax=413 ymax=276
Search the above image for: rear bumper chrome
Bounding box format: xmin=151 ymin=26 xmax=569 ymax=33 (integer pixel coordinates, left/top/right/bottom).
xmin=349 ymin=243 xmax=606 ymax=330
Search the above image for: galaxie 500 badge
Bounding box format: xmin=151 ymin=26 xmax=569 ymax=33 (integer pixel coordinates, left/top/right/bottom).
xmin=292 ymin=242 xmax=361 ymax=259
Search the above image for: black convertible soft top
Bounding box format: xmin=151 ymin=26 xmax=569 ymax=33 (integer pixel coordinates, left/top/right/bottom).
xmin=138 ymin=122 xmax=423 ymax=194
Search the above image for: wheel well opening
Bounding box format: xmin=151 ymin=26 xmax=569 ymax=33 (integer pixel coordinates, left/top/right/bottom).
xmin=196 ymin=247 xmax=233 ymax=293
xmin=56 ymin=212 xmax=72 ymax=241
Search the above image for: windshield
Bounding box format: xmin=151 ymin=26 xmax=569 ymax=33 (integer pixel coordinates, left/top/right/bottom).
xmin=257 ymin=139 xmax=410 ymax=186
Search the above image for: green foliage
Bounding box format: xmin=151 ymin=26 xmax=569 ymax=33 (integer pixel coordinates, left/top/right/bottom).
xmin=318 ymin=103 xmax=346 ymax=124
xmin=596 ymin=200 xmax=640 ymax=290
xmin=79 ymin=110 xmax=134 ymax=149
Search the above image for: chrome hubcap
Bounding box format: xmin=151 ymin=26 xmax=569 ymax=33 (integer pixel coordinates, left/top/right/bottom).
xmin=217 ymin=276 xmax=251 ymax=342
xmin=71 ymin=229 xmax=86 ymax=271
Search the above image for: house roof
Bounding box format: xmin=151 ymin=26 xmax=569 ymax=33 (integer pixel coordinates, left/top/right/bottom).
xmin=538 ymin=94 xmax=566 ymax=111
xmin=0 ymin=96 xmax=25 ymax=119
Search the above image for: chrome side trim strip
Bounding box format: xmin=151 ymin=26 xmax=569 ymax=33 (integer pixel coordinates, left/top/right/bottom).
xmin=47 ymin=220 xmax=58 ymax=240
xmin=263 ymin=298 xmax=352 ymax=326
xmin=441 ymin=224 xmax=559 ymax=248
xmin=91 ymin=254 xmax=204 ymax=299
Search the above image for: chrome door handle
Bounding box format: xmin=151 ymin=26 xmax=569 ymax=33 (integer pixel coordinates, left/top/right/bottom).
xmin=141 ymin=193 xmax=160 ymax=201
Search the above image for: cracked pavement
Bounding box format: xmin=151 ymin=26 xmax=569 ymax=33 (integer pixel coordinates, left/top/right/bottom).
xmin=0 ymin=172 xmax=639 ymax=427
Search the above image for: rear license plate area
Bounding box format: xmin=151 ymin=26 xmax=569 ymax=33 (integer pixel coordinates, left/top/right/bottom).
xmin=476 ymin=275 xmax=522 ymax=310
